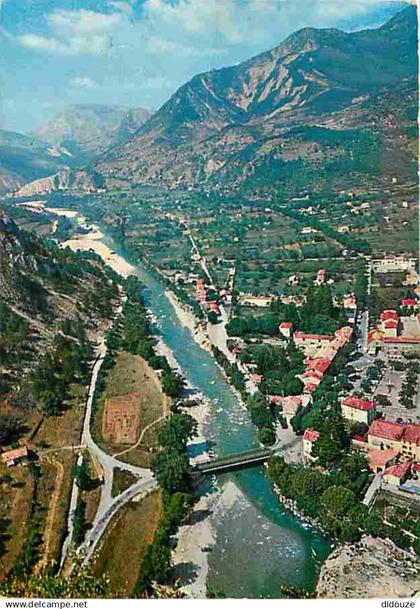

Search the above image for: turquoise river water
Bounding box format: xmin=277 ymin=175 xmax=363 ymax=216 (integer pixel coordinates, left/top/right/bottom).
xmin=106 ymin=237 xmax=330 ymax=597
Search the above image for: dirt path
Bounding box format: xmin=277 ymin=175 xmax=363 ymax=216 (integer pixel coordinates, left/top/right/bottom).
xmin=35 ymin=457 xmax=64 ymax=574
xmin=113 ymin=414 xmax=166 ymax=458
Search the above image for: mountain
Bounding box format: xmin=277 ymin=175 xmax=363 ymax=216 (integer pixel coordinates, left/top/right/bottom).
xmin=34 ymin=104 xmax=152 ymax=160
xmin=94 ymin=6 xmax=417 ymax=194
xmin=14 ymin=168 xmax=104 ymax=198
xmin=0 ymin=210 xmax=117 ymax=401
xmin=0 ymin=129 xmax=76 ymax=194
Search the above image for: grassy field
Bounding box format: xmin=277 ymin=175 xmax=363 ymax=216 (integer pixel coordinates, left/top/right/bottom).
xmin=94 ymin=351 xmax=170 ymax=467
xmin=31 ymin=384 xmax=87 ymax=570
xmin=0 ymin=466 xmax=34 ymax=579
xmin=111 ymin=469 xmax=139 ymax=498
xmin=0 ymin=382 xmax=88 ymax=577
xmin=93 ymin=490 xmax=163 ymax=597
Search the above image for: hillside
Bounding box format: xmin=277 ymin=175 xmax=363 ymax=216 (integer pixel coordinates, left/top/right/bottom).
xmin=93 ymin=6 xmax=417 ymax=195
xmin=0 ymin=211 xmax=118 ymax=405
xmin=0 ymin=130 xmax=77 ymax=195
xmin=34 ymin=104 xmax=152 ymax=160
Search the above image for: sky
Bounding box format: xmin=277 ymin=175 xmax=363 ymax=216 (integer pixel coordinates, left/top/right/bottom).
xmin=0 ymin=0 xmax=412 ymax=133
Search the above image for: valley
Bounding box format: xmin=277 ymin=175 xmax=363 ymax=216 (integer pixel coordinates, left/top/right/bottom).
xmin=0 ymin=3 xmax=419 ymax=601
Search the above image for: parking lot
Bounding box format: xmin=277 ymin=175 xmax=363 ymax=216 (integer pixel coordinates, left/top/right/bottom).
xmin=374 ymin=367 xmax=419 ymax=424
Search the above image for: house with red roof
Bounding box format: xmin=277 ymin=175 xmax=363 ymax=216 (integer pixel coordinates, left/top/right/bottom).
xmin=367 ymin=448 xmax=399 ymax=473
xmin=368 ymin=420 xmax=420 ymax=463
xmin=293 ymin=331 xmax=334 ymax=354
xmin=402 ymin=424 xmax=420 ymax=462
xmin=341 ymin=395 xmax=376 ymax=425
xmin=383 ymin=336 xmax=420 ymax=361
xmin=1 ymin=446 xmax=29 ymax=467
xmin=208 ymin=301 xmax=221 ymax=316
xmin=305 ymin=357 xmax=331 ymax=375
xmin=380 ymin=310 xmax=399 ymax=322
xmin=298 ymin=369 xmax=324 ymax=393
xmin=314 ymin=269 xmax=326 ymax=285
xmin=382 ymin=319 xmax=398 ymax=337
xmin=368 ymin=420 xmax=405 ymax=449
xmin=379 ymin=311 xmax=399 ymax=337
xmin=303 ymin=428 xmax=320 ymax=462
xmin=279 ymin=321 xmax=292 ymax=339
xmin=401 ymin=298 xmax=418 ymax=309
xmin=383 ymin=461 xmax=412 ymax=486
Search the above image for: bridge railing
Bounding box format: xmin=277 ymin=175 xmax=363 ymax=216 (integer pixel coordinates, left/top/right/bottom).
xmin=194 ymin=447 xmax=274 ymax=473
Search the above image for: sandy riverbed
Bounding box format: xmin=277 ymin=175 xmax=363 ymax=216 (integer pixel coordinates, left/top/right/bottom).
xmin=46 ymin=209 xmax=135 ymax=278
xmin=165 ymin=290 xmax=212 ymax=352
xmin=45 ymin=207 xmax=238 ymax=596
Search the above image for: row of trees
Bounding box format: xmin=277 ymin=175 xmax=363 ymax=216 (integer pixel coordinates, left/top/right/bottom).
xmin=135 ymin=413 xmax=197 ymax=595
xmin=213 ymin=347 xmax=246 ymax=394
xmin=109 ymin=276 xmax=184 ymax=400
xmin=212 ymin=344 xmax=278 ymax=445
xmin=267 ymin=454 xmax=413 ymax=550
xmin=399 ymin=360 xmax=419 ymax=410
xmin=32 ymin=322 xmax=93 ymax=416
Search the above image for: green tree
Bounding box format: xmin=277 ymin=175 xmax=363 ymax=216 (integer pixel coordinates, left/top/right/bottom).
xmin=0 ymin=414 xmax=24 ymax=444
xmin=321 ymin=485 xmax=356 ymax=518
xmin=151 ymin=448 xmax=190 ymax=494
xmin=158 ymin=414 xmax=197 ymax=452
xmin=71 ymin=459 xmax=92 ymax=491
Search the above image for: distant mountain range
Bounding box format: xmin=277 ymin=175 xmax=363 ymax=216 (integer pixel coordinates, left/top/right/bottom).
xmin=0 ymin=129 xmax=77 ymax=194
xmin=94 ymin=5 xmax=417 ymax=194
xmin=0 ymin=104 xmax=152 ymax=195
xmin=4 ymin=6 xmax=418 ymax=198
xmin=33 ymin=104 xmax=152 ymax=160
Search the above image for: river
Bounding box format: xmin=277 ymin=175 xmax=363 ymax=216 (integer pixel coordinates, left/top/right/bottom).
xmin=57 ymin=210 xmax=330 ymax=597
xmin=117 ymin=248 xmax=330 ymax=598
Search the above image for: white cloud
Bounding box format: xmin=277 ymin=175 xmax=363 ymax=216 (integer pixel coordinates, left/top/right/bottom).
xmin=17 ymin=0 xmax=405 ymax=59
xmin=19 ymin=9 xmax=122 ymax=55
xmin=69 ymin=76 xmax=98 ymax=89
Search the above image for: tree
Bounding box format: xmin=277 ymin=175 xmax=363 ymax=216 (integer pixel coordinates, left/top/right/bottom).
xmin=135 ymin=540 xmax=173 ymax=594
xmin=258 ymin=427 xmax=275 ymax=446
xmin=0 ymin=414 xmax=24 ymax=445
xmin=151 ymin=448 xmax=190 ymax=494
xmin=158 ymin=414 xmax=197 ymax=452
xmin=72 ymin=499 xmax=87 ymax=545
xmin=161 ymin=370 xmax=184 ymax=398
xmin=247 ymin=392 xmax=274 ymax=431
xmin=208 ymin=311 xmax=219 ymax=325
xmin=321 ymin=485 xmax=356 ymax=518
xmin=0 ymin=557 xmax=110 ymax=598
xmin=71 ymin=459 xmax=92 ymax=491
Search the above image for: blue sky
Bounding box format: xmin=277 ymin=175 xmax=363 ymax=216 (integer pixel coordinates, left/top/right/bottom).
xmin=0 ymin=0 xmax=411 ymax=133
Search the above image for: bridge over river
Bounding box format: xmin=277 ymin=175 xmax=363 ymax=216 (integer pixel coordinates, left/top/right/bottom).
xmin=193 ymin=446 xmax=277 ymax=475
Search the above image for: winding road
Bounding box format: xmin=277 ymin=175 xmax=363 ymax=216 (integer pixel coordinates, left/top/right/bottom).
xmin=60 ymin=298 xmax=157 ymax=569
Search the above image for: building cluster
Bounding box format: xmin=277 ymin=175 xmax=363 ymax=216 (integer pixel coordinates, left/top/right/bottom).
xmin=368 ymin=307 xmax=420 ymax=360
xmin=196 ymin=278 xmax=222 ymax=317
xmin=270 ymin=325 xmax=353 ymax=425
xmin=295 ymin=326 xmax=353 ymax=393
xmin=304 ymin=418 xmax=420 ymax=485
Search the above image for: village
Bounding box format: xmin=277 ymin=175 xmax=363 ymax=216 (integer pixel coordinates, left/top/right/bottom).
xmin=162 ymin=243 xmax=420 ymax=521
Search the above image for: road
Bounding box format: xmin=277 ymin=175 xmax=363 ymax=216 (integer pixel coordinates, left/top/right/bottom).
xmin=363 ymin=472 xmax=382 ymax=507
xmin=188 ymin=229 xmax=235 ymax=362
xmin=81 ymin=476 xmax=157 ymax=561
xmin=60 ymin=297 xmax=157 ymax=569
xmin=357 ymin=259 xmax=372 ymax=354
